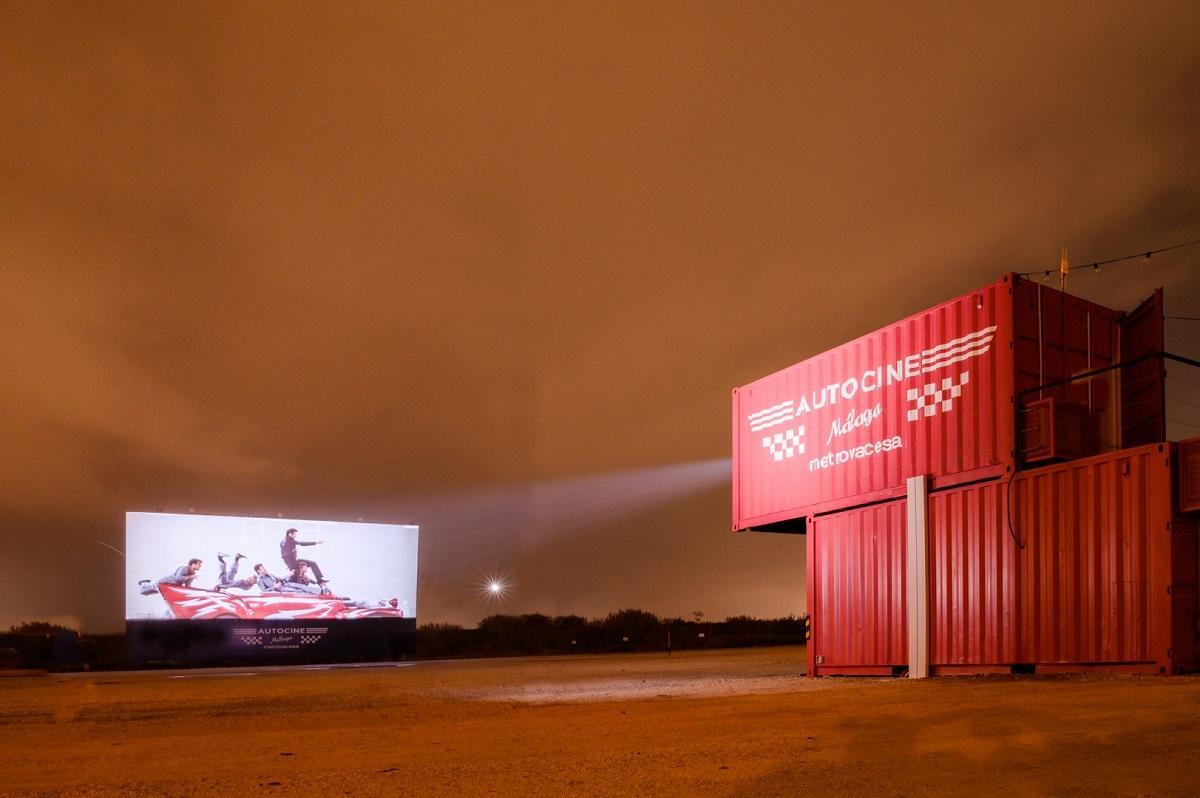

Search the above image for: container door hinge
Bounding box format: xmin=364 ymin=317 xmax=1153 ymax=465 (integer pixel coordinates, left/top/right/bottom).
xmin=1167 ymin=585 xmax=1173 ymax=595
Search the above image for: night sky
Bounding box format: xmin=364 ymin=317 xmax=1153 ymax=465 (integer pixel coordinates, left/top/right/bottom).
xmin=3 ymin=2 xmax=1199 ymax=632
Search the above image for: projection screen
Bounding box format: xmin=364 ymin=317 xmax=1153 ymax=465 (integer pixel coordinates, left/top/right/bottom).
xmin=126 ymin=512 xmax=418 ymax=623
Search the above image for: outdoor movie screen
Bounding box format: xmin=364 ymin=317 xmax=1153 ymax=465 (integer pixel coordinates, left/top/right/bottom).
xmin=126 ymin=513 xmax=418 ymax=622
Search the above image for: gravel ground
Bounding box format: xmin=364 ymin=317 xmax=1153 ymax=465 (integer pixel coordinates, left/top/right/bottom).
xmin=3 ymin=646 xmax=1200 ymax=796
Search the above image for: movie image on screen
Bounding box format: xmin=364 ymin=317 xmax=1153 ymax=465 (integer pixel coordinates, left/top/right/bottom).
xmin=126 ymin=513 xmax=418 ymax=622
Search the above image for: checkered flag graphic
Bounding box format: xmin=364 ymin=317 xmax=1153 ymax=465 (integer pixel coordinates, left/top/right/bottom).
xmin=907 ymin=372 xmax=970 ymax=422
xmin=300 ymin=635 xmax=321 ymax=645
xmin=237 ymin=636 xmax=262 ymax=646
xmin=762 ymin=425 xmax=806 ymax=461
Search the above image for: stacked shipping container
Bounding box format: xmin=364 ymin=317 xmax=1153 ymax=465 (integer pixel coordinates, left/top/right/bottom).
xmin=806 ymin=444 xmax=1195 ymax=675
xmin=733 ymin=273 xmax=1197 ymax=675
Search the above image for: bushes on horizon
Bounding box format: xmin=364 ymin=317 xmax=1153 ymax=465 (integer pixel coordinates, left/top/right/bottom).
xmin=424 ymin=610 xmax=806 ymax=657
xmin=7 ymin=621 xmax=75 ymax=635
xmin=5 ymin=612 xmax=807 ymax=669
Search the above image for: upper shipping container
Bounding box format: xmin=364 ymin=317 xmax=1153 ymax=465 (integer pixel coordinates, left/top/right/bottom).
xmin=732 ymin=274 xmax=1162 ymax=530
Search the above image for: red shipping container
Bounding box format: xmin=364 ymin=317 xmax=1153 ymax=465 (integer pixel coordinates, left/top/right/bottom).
xmin=806 ymin=499 xmax=908 ymax=675
xmin=807 ymin=443 xmax=1196 ymax=676
xmin=733 ymin=274 xmax=1156 ymax=531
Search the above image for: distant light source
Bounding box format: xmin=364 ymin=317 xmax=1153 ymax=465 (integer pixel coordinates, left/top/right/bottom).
xmin=477 ymin=571 xmax=512 ymax=604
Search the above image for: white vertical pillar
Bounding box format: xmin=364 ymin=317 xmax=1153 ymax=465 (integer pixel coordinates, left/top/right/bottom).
xmin=906 ymin=474 xmax=929 ymax=679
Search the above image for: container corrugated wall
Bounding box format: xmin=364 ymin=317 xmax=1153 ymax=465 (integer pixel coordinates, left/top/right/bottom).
xmin=1170 ymin=512 xmax=1198 ymax=671
xmin=734 ymin=276 xmax=1015 ymax=530
xmin=926 ymin=479 xmax=1015 ymax=667
xmin=1011 ymin=279 xmax=1122 ymax=398
xmin=929 ymin=445 xmax=1177 ymax=670
xmin=733 ymin=274 xmax=1146 ymax=531
xmin=1004 ymin=445 xmax=1171 ymax=668
xmin=808 ymin=444 xmax=1194 ymax=676
xmin=808 ymin=499 xmax=907 ymax=675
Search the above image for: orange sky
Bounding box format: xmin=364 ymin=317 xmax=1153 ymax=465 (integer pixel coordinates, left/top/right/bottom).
xmin=2 ymin=1 xmax=1198 ymax=631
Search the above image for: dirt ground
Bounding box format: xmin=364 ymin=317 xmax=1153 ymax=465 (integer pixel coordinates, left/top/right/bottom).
xmin=3 ymin=645 xmax=1200 ymax=797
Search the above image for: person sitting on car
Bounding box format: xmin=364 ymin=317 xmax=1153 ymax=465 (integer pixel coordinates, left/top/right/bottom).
xmin=280 ymin=528 xmax=329 ymax=585
xmin=285 ymin=562 xmax=330 ymax=595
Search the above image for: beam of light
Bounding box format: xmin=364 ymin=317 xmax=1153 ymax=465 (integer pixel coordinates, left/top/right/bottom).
xmin=375 ymin=458 xmax=731 ymax=569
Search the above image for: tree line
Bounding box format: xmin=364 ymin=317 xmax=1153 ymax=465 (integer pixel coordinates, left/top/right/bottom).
xmin=1 ymin=611 xmax=809 ymax=670
xmin=422 ymin=610 xmax=808 ymax=658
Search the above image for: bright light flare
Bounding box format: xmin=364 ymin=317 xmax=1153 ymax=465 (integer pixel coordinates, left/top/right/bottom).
xmin=477 ymin=571 xmax=513 ymax=605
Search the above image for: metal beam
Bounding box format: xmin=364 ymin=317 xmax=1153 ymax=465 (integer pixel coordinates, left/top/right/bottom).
xmin=906 ymin=475 xmax=929 ymax=679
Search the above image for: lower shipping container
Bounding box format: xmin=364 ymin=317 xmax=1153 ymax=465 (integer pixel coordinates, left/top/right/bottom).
xmin=806 ymin=443 xmax=1197 ymax=676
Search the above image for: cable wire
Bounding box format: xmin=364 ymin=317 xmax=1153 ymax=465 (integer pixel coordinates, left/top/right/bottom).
xmin=1004 ymin=468 xmax=1025 ymax=550
xmin=1019 ymin=237 xmax=1200 ymax=279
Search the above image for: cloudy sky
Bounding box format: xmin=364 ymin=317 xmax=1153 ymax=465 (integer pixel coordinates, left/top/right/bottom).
xmin=2 ymin=1 xmax=1198 ymax=632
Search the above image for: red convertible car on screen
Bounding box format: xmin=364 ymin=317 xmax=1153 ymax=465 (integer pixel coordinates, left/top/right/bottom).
xmin=158 ymin=584 xmax=406 ymax=620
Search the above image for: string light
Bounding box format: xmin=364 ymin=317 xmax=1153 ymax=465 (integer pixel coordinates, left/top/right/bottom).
xmin=1018 ymin=237 xmax=1200 ymax=278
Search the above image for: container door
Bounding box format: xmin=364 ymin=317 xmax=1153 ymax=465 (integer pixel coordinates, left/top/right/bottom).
xmin=1170 ymin=515 xmax=1198 ymax=673
xmin=927 ymin=479 xmax=1018 ymax=668
xmin=1120 ymin=289 xmax=1165 ymax=447
xmin=809 ymin=500 xmax=907 ymax=674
